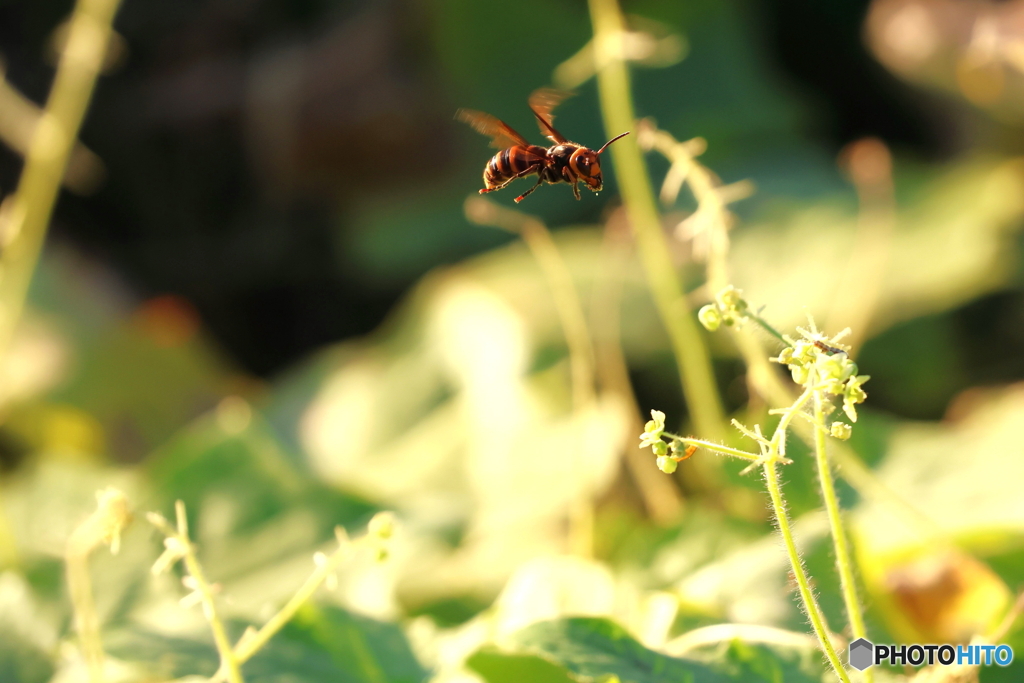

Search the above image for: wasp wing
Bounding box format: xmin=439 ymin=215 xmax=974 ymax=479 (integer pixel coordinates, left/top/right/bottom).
xmin=456 ymin=109 xmax=530 ymax=150
xmin=529 ymin=88 xmax=573 ymax=144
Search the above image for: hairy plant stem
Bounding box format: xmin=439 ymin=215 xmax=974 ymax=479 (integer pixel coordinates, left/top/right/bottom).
xmin=66 ymin=489 xmax=130 ymax=683
xmin=642 ymin=128 xmax=752 ymax=297
xmin=155 ymin=504 xmax=380 ymax=683
xmin=736 ymin=330 xmax=940 ymax=540
xmin=0 ymin=0 xmax=123 ymax=569
xmin=0 ymin=0 xmax=121 ymax=355
xmin=747 ymin=312 xmax=789 ymax=347
xmin=762 ymin=459 xmax=851 ymax=683
xmin=813 ymin=391 xmax=872 ymax=683
xmin=587 ymin=0 xmax=724 ymax=441
xmin=662 ymin=432 xmax=759 ymax=462
xmin=211 ymin=530 xmax=359 ymax=681
xmin=764 ymin=389 xmax=851 ymax=683
xmin=171 ymin=502 xmax=244 ymax=683
xmin=182 ymin=555 xmax=243 ymax=683
xmin=663 ymin=389 xmax=850 ymax=681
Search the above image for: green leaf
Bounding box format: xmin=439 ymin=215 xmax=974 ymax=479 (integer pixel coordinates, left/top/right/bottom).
xmin=144 ymin=413 xmax=376 ymax=584
xmin=256 ymin=604 xmax=428 ymax=683
xmin=467 ymin=649 xmax=576 ymax=683
xmin=481 ymin=618 xmax=833 ymax=683
xmin=0 ymin=573 xmax=56 ymax=683
xmin=106 ymin=605 xmax=428 ymax=683
xmin=104 ymin=628 xmax=221 ymax=679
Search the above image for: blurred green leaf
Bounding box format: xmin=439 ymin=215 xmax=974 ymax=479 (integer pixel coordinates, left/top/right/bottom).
xmin=495 ymin=618 xmax=719 ymax=683
xmin=146 ymin=411 xmax=375 ymax=540
xmin=104 ymin=628 xmax=221 ymax=679
xmin=28 ymin=253 xmax=238 ymax=461
xmin=0 ymin=573 xmax=56 ymax=683
xmin=468 ymin=649 xmax=576 ymax=683
xmin=849 ymin=385 xmax=1024 ymax=646
xmin=106 ymin=605 xmax=428 ymax=683
xmin=253 ymin=604 xmax=428 ymax=683
xmin=479 ymin=617 xmax=832 ymax=683
xmin=732 ymin=158 xmax=1024 ymax=338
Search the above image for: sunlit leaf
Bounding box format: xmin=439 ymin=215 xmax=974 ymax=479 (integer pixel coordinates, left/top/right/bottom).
xmin=106 ymin=605 xmax=428 ymax=683
xmin=473 ymin=617 xmax=833 ymax=683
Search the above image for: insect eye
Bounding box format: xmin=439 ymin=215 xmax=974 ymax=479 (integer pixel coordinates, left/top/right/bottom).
xmin=579 ymin=157 xmax=591 ymax=167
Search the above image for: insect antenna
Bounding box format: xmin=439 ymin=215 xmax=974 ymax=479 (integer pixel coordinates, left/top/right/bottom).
xmin=596 ymin=131 xmax=630 ymax=155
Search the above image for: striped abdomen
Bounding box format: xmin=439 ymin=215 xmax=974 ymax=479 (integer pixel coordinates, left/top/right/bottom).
xmin=483 ymin=145 xmax=547 ymax=189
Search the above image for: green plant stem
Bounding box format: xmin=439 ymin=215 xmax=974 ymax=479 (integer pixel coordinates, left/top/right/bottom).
xmin=511 ymin=215 xmax=597 ymax=555
xmin=644 ymin=129 xmax=741 ymax=296
xmin=0 ymin=78 xmax=103 ymax=195
xmin=593 ymin=223 xmax=685 ymax=521
xmin=747 ymin=313 xmax=790 ymax=347
xmin=759 ymin=388 xmax=851 ymax=682
xmin=519 ymin=215 xmax=597 ymax=411
xmin=662 ymin=432 xmax=759 ymax=462
xmin=66 ymin=489 xmax=130 ymax=683
xmin=761 ymin=459 xmax=851 ymax=683
xmin=0 ymin=0 xmax=121 ymax=356
xmin=736 ymin=331 xmax=941 ymax=540
xmin=182 ymin=551 xmax=244 ymax=683
xmin=770 ymin=388 xmax=812 ymax=454
xmin=812 ymin=391 xmax=871 ymax=683
xmin=173 ymin=502 xmax=244 ymax=683
xmin=0 ymin=0 xmax=121 ymax=572
xmin=218 ymin=535 xmax=357 ymax=676
xmin=587 ymin=0 xmax=724 ymax=441
xmin=66 ymin=549 xmax=103 ymax=683
xmin=641 ymin=129 xmax=785 ymax=351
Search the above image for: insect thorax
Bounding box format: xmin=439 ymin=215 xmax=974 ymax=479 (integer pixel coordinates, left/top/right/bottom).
xmin=548 ymin=144 xmax=579 ymax=173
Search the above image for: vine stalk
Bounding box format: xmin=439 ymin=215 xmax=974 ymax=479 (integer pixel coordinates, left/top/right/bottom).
xmin=813 ymin=391 xmax=872 ymax=683
xmin=587 ymin=0 xmax=725 ymax=441
xmin=760 ymin=388 xmax=851 ymax=683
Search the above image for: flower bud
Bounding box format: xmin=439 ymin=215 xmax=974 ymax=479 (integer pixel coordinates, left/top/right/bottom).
xmin=698 ymin=304 xmax=722 ymax=332
xmin=368 ymin=512 xmax=395 ymax=539
xmin=830 ymin=422 xmax=853 ymax=440
xmin=715 ymin=285 xmax=748 ymax=314
xmin=652 ymin=440 xmax=668 ymax=456
xmin=822 ymin=378 xmax=846 ymax=396
xmin=845 ymin=378 xmax=869 ymax=405
xmin=792 ymin=341 xmax=816 ymax=364
xmin=656 ymin=456 xmax=678 ymax=474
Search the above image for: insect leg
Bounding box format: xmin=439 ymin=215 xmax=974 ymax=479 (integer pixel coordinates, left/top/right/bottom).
xmin=483 ymin=162 xmax=542 ymax=195
xmin=571 ymin=182 xmax=581 ymax=200
xmin=501 ymin=163 xmax=543 ymax=189
xmin=479 ymin=176 xmax=517 ymax=194
xmin=514 ymin=175 xmax=545 ymax=203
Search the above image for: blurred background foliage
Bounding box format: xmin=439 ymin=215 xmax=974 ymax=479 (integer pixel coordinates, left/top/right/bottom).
xmin=2 ymin=0 xmax=1024 ymax=681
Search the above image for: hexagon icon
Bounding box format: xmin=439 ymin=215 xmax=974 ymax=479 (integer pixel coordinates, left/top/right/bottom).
xmin=848 ymin=638 xmax=874 ymax=671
